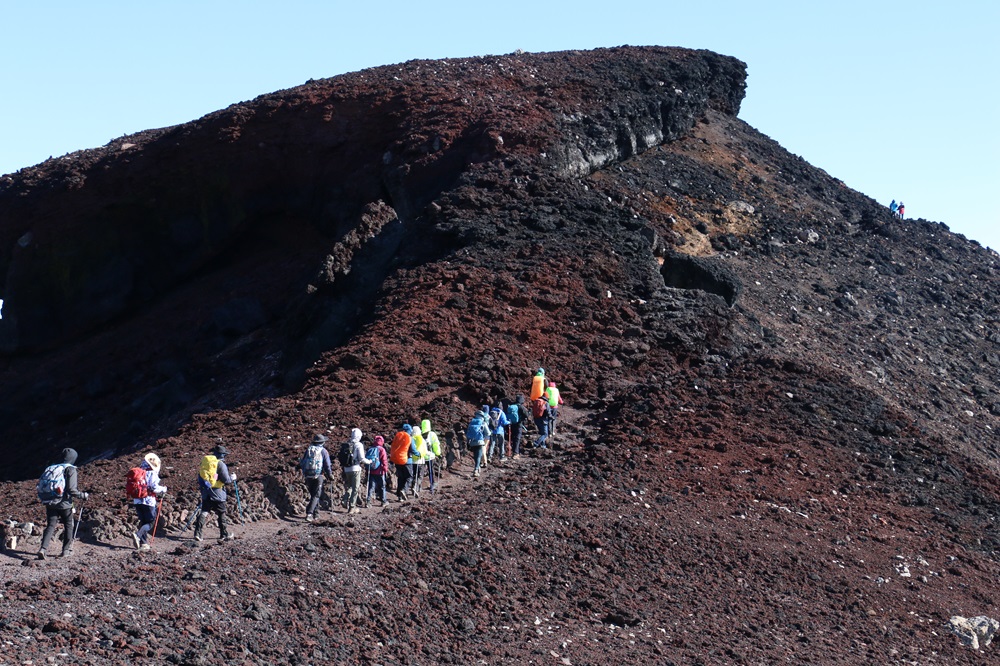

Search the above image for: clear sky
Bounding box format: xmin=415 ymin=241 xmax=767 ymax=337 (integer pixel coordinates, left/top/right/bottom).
xmin=2 ymin=1 xmax=997 ymax=249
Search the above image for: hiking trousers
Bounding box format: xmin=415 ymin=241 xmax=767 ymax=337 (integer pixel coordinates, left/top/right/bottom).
xmin=304 ymin=476 xmax=325 ymax=517
xmin=134 ymin=503 xmax=157 ymax=544
xmin=406 ymin=462 xmax=424 ymax=496
xmin=509 ymin=422 xmax=524 ymax=455
xmin=367 ymin=474 xmax=387 ymax=503
xmin=194 ymin=498 xmax=230 ymax=539
xmin=40 ymin=505 xmax=75 ymax=555
xmin=342 ymin=470 xmax=362 ymax=509
xmin=394 ymin=463 xmax=412 ymax=498
xmin=534 ymin=417 xmax=549 ymax=448
xmin=470 ymin=443 xmax=485 ymax=472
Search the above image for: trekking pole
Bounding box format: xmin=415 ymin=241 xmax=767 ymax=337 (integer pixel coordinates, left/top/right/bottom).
xmin=73 ymin=506 xmax=85 ymax=540
xmin=181 ymin=499 xmax=202 ymax=533
xmin=149 ymin=495 xmax=165 ymax=545
xmin=233 ymin=480 xmax=245 ymax=525
xmin=428 ymin=459 xmax=435 ymax=493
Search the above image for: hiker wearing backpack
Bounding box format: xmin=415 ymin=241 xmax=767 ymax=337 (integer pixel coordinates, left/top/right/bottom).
xmin=365 ymin=435 xmax=390 ymax=506
xmin=530 ymin=368 xmax=546 ymax=401
xmin=488 ymin=405 xmax=510 ymax=463
xmin=127 ymin=453 xmax=167 ymax=550
xmin=507 ymin=395 xmax=531 ymax=459
xmin=339 ymin=428 xmax=372 ymax=513
xmin=389 ymin=424 xmax=416 ymax=502
xmin=193 ymin=444 xmax=236 ymax=542
xmin=466 ymin=408 xmax=489 ymax=478
xmin=532 ymin=395 xmax=552 ymax=449
xmin=420 ymin=419 xmax=441 ymax=492
xmin=37 ymin=448 xmax=89 ymax=559
xmin=405 ymin=426 xmax=429 ymax=499
xmin=300 ymin=433 xmax=334 ymax=522
xmin=545 ymin=381 xmax=564 ymax=437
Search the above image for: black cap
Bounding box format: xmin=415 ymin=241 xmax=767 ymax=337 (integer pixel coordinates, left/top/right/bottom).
xmin=311 ymin=434 xmax=328 ymax=445
xmin=212 ymin=444 xmax=229 ymax=458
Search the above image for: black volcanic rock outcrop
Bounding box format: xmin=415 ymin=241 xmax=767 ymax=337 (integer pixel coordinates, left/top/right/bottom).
xmin=1 ymin=46 xmax=999 ymax=664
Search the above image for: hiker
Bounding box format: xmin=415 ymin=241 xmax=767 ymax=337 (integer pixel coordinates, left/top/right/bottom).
xmin=532 ymin=394 xmax=551 ymax=449
xmin=420 ymin=419 xmax=441 ymax=492
xmin=194 ymin=444 xmax=236 ymax=542
xmin=889 ymin=199 xmax=898 ymax=216
xmin=36 ymin=448 xmax=89 ymax=559
xmin=406 ymin=425 xmax=428 ymax=498
xmin=898 ymin=201 xmax=905 ymax=219
xmin=530 ymin=368 xmax=546 ymax=401
xmin=127 ymin=453 xmax=167 ymax=550
xmin=300 ymin=433 xmax=334 ymax=522
xmin=506 ymin=395 xmax=531 ymax=458
xmin=365 ymin=435 xmax=390 ymax=506
xmin=466 ymin=408 xmax=490 ymax=477
xmin=545 ymin=380 xmax=565 ymax=436
xmin=389 ymin=424 xmax=416 ymax=502
xmin=488 ymin=405 xmax=510 ymax=463
xmin=339 ymin=428 xmax=372 ymax=514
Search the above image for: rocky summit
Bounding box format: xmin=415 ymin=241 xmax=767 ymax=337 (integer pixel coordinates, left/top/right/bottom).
xmin=1 ymin=46 xmax=998 ymax=664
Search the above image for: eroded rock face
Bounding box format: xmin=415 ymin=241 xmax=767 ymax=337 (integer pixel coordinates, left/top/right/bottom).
xmin=1 ymin=46 xmax=1000 ymax=665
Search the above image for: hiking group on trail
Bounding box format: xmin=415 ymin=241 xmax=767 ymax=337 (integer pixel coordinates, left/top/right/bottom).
xmin=30 ymin=369 xmax=565 ymax=556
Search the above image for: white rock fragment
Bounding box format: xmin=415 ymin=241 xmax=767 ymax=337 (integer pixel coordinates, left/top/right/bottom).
xmin=949 ymin=616 xmax=999 ymax=650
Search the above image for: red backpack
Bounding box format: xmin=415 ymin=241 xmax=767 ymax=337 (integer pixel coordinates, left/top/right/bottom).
xmin=532 ymin=397 xmax=549 ymax=419
xmin=125 ymin=467 xmax=149 ymax=500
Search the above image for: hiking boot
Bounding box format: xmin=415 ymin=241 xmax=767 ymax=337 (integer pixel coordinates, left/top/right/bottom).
xmin=36 ymin=551 xmax=47 ymax=561
xmin=59 ymin=549 xmax=74 ymax=558
xmin=193 ymin=534 xmax=203 ymax=542
xmin=349 ymin=507 xmax=361 ymax=515
xmin=305 ymin=514 xmax=314 ymax=523
xmin=473 ymin=470 xmax=480 ymax=478
xmin=131 ymin=532 xmax=141 ymax=550
xmin=220 ymin=534 xmax=235 ymax=542
xmin=140 ymin=544 xmax=151 ymax=552
xmin=397 ymin=492 xmax=408 ymax=502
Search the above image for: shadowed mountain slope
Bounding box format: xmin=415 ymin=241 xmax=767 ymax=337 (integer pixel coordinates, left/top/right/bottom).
xmin=0 ymin=46 xmax=998 ymax=664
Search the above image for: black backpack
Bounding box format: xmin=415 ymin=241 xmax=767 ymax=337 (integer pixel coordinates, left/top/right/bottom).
xmin=337 ymin=441 xmax=357 ymax=467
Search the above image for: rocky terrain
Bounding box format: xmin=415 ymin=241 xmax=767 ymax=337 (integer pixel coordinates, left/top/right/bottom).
xmin=1 ymin=45 xmax=999 ymax=664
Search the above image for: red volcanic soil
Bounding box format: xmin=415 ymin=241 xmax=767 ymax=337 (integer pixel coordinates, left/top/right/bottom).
xmin=1 ymin=46 xmax=998 ymax=663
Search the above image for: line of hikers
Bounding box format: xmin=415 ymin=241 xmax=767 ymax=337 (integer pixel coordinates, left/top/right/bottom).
xmin=33 ymin=369 xmax=565 ymax=554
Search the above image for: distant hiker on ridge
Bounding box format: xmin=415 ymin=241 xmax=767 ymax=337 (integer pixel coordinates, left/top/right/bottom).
xmin=300 ymin=433 xmax=334 ymax=522
xmin=36 ymin=448 xmax=89 ymax=559
xmin=126 ymin=452 xmax=167 ymax=551
xmin=193 ymin=444 xmax=236 ymax=542
xmin=889 ymin=199 xmax=898 ymax=217
xmin=897 ymin=201 xmax=905 ymax=219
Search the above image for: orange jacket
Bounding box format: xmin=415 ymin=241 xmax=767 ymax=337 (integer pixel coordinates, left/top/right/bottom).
xmin=390 ymin=431 xmax=412 ymax=466
xmin=530 ymin=374 xmax=546 ymax=401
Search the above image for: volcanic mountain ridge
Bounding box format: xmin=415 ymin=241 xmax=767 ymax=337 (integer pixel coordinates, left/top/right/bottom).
xmin=0 ymin=45 xmax=999 ymax=664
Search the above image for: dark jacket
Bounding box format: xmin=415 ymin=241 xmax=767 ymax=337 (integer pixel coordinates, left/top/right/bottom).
xmin=200 ymin=459 xmax=233 ymax=503
xmin=52 ymin=448 xmax=85 ymax=510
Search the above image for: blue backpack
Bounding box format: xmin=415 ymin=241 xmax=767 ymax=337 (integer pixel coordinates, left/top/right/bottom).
xmin=506 ymin=403 xmax=520 ymax=424
xmin=366 ymin=446 xmax=382 ymax=471
xmin=466 ymin=416 xmax=486 ymax=443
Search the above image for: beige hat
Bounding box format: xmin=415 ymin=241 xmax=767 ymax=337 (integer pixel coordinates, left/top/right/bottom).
xmin=144 ymin=452 xmax=161 ymax=470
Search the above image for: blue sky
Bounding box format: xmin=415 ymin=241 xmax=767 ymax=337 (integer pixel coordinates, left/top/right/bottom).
xmin=2 ymin=1 xmax=997 ymax=249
